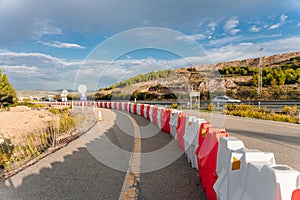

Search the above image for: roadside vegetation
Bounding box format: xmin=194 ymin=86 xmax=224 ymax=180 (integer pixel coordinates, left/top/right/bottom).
xmin=0 ymin=70 xmax=16 ymax=108
xmin=0 ymin=107 xmax=84 ymax=173
xmin=109 ymin=70 xmax=175 ymax=89
xmin=219 ymin=56 xmax=300 ymax=87
xmin=218 ymin=104 xmax=298 ymax=123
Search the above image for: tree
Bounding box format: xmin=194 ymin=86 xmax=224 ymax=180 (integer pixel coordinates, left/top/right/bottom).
xmin=0 ymin=70 xmax=16 ymax=107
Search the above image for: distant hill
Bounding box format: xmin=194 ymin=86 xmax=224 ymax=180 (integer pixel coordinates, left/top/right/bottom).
xmin=96 ymin=51 xmax=300 ymax=101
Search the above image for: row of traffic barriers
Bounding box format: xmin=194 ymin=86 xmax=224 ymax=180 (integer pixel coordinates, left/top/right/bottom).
xmin=69 ymin=101 xmax=300 ymax=200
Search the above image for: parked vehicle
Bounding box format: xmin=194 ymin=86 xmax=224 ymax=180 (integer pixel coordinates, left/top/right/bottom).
xmin=212 ymin=95 xmax=241 ymax=103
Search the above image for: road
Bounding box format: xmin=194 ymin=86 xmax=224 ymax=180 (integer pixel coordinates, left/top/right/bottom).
xmin=0 ymin=108 xmax=205 ymax=200
xmin=1 ymin=108 xmax=299 ymax=200
xmin=199 ymin=111 xmax=300 ymax=171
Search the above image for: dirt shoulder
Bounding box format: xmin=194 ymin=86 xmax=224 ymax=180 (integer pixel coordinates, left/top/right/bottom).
xmin=0 ymin=109 xmax=58 ymax=139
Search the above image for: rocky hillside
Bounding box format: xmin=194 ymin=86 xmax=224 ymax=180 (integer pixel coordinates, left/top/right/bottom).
xmin=95 ymin=51 xmax=300 ymax=101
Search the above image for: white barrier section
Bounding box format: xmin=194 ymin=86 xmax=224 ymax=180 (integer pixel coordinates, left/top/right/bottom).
xmin=130 ymin=103 xmax=134 ymax=113
xmin=183 ymin=116 xmax=196 ymax=162
xmin=189 ymin=118 xmax=206 ymax=170
xmin=214 ymin=137 xmax=278 ymax=200
xmin=239 ymin=164 xmax=300 ymax=200
xmin=157 ymin=107 xmax=163 ymax=129
xmin=149 ymin=105 xmax=154 ymax=122
xmin=214 ymin=137 xmax=246 ymax=200
xmin=169 ymin=110 xmax=181 ymax=139
xmin=137 ymin=104 xmax=141 ymax=115
xmin=143 ymin=104 xmax=149 ymax=117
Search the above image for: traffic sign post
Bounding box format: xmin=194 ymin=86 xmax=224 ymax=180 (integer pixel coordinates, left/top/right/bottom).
xmin=61 ymin=89 xmax=68 ymax=106
xmin=189 ymin=92 xmax=200 ymax=110
xmin=78 ymin=84 xmax=87 ymax=112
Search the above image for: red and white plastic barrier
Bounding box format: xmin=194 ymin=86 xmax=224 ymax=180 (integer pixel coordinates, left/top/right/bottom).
xmin=214 ymin=136 xmax=300 ymax=200
xmin=169 ymin=110 xmax=182 ymax=139
xmin=183 ymin=117 xmax=206 ymax=169
xmin=68 ymin=101 xmax=300 ymax=200
xmin=161 ymin=108 xmax=171 ymax=134
xmin=157 ymin=107 xmax=163 ymax=129
xmin=176 ymin=114 xmax=187 ymax=151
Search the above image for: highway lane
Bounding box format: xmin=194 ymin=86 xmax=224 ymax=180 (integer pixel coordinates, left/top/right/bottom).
xmin=0 ymin=109 xmax=205 ymax=200
xmin=199 ymin=112 xmax=300 ymax=171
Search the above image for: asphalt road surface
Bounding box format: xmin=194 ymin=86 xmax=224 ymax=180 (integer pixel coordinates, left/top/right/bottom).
xmin=0 ymin=109 xmax=205 ymax=200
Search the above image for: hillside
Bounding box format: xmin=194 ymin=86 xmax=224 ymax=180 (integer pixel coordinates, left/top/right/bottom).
xmin=95 ymin=51 xmax=300 ymax=101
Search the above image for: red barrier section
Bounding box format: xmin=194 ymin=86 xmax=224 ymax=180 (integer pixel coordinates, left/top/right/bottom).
xmin=133 ymin=103 xmax=137 ymax=114
xmin=161 ymin=108 xmax=171 ymax=134
xmin=108 ymin=102 xmax=112 ymax=109
xmin=103 ymin=102 xmax=107 ymax=108
xmin=292 ymin=189 xmax=300 ymax=200
xmin=146 ymin=105 xmax=151 ymax=119
xmin=197 ymin=128 xmax=228 ymax=200
xmin=195 ymin=123 xmax=212 ymax=156
xmin=152 ymin=106 xmax=159 ymax=124
xmin=176 ymin=114 xmax=187 ymax=151
xmin=118 ymin=102 xmax=122 ymax=110
xmin=140 ymin=104 xmax=145 ymax=117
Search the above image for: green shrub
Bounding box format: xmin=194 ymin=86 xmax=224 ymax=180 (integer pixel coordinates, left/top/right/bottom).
xmin=172 ymin=103 xmax=179 ymax=109
xmin=224 ymin=104 xmax=298 ymax=123
xmin=207 ymin=103 xmax=215 ymax=111
xmin=281 ymin=105 xmax=298 ymax=115
xmin=31 ymin=104 xmax=46 ymax=109
xmin=49 ymin=108 xmax=60 ymax=115
xmin=0 ymin=138 xmax=14 ymax=169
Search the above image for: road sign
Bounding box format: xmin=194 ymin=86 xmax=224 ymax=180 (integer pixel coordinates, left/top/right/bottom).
xmin=62 ymin=89 xmax=68 ymax=96
xmin=190 ymin=92 xmax=200 ymax=97
xmin=80 ymin=93 xmax=87 ymax=101
xmin=78 ymin=84 xmax=87 ymax=94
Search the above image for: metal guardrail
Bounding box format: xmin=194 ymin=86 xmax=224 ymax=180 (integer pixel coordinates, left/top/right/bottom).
xmin=33 ymin=100 xmax=300 ymax=112
xmin=135 ymin=100 xmax=300 ymax=112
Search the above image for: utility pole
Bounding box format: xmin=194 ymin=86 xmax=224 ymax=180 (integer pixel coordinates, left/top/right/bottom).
xmin=258 ymin=48 xmax=263 ymax=95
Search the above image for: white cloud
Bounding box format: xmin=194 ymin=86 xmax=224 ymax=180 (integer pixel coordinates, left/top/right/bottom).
xmin=38 ymin=41 xmax=85 ymax=49
xmin=206 ymin=36 xmax=300 ymax=63
xmin=223 ymin=18 xmax=240 ymax=35
xmin=207 ymin=35 xmax=243 ymax=47
xmin=208 ymin=22 xmax=217 ymax=30
xmin=0 ymin=0 xmax=298 ymax=46
xmin=224 ymin=18 xmax=239 ymax=31
xmin=230 ymin=29 xmax=241 ymax=35
xmin=1 ymin=35 xmax=300 ymax=90
xmin=249 ymin=26 xmax=261 ymax=33
xmin=176 ymin=33 xmax=206 ymax=41
xmin=280 ymin=14 xmax=288 ymax=22
xmin=268 ymin=14 xmax=288 ymax=30
xmin=33 ymin=19 xmax=62 ymax=38
xmin=297 ymin=22 xmax=300 ymax=27
xmin=268 ymin=23 xmax=281 ymax=30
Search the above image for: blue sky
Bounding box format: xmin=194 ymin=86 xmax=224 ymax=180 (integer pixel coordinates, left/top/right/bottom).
xmin=0 ymin=0 xmax=300 ymax=90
